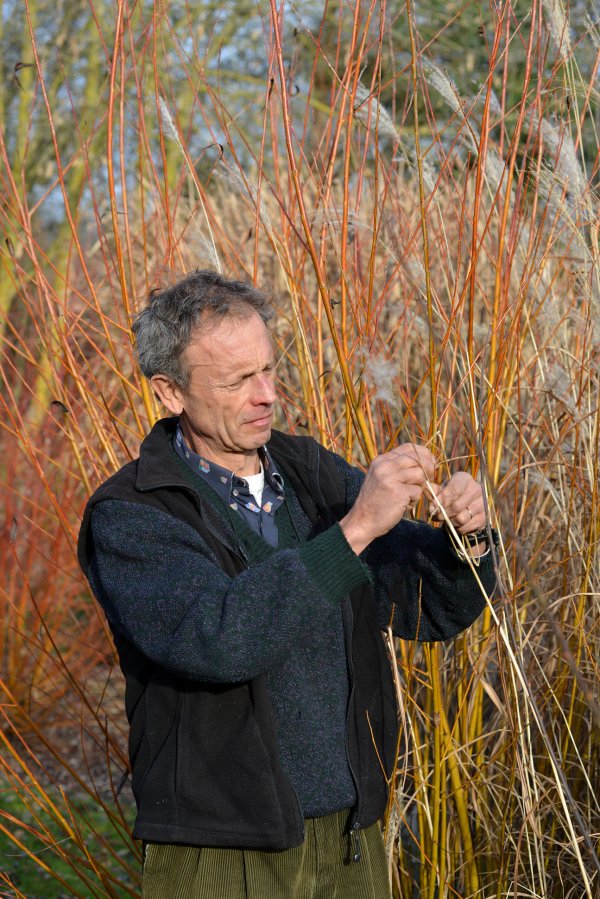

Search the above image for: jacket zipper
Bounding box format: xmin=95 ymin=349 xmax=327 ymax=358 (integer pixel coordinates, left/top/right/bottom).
xmin=171 ymin=479 xmax=307 ymax=840
xmin=291 ymin=783 xmax=306 ymax=841
xmin=312 ymin=446 xmax=363 ymax=861
xmin=144 ymin=456 xmax=317 ymax=847
xmin=350 ymin=820 xmax=362 ymax=862
xmin=342 ymin=600 xmax=362 ymax=862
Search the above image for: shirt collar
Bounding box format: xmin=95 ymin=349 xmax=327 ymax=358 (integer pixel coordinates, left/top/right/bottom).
xmin=174 ymin=422 xmax=284 ymax=496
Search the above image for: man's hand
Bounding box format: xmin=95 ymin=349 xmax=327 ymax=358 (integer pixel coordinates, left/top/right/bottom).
xmin=340 ymin=444 xmax=436 ymax=555
xmin=427 ymin=472 xmax=486 ymax=534
xmin=427 ymin=472 xmax=489 ymax=558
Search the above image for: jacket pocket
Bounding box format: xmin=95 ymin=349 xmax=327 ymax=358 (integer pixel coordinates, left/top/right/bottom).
xmin=174 ymin=680 xmax=291 ymax=837
xmin=130 ymin=677 xmax=183 ymax=802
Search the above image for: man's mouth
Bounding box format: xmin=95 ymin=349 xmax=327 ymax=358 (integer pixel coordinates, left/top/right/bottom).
xmin=246 ymin=413 xmax=273 ymax=427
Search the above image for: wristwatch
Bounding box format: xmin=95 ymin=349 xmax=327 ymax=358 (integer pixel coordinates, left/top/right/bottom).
xmin=461 ymin=527 xmax=499 ymax=547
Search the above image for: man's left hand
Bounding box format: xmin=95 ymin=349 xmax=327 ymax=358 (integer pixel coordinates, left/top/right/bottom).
xmin=427 ymin=472 xmax=486 ymax=535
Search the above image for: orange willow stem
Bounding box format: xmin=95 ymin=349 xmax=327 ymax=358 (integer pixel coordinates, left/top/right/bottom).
xmin=465 ymin=9 xmax=505 ymax=462
xmin=24 ymin=0 xmax=143 ymax=442
xmin=488 ymin=1 xmax=536 ymax=477
xmin=338 ymin=2 xmax=377 ymax=454
xmin=404 ymin=0 xmax=437 ymax=442
xmin=339 ymin=2 xmax=366 ymax=356
xmin=269 ymin=0 xmax=376 ymax=461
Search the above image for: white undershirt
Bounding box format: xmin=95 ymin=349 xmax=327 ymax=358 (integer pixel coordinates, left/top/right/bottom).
xmin=244 ymin=470 xmax=265 ymax=506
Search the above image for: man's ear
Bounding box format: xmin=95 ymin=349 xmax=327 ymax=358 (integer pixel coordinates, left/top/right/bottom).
xmin=150 ymin=374 xmax=185 ymax=415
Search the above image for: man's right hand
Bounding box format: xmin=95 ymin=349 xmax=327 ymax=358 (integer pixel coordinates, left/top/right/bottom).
xmin=340 ymin=444 xmax=436 ymax=555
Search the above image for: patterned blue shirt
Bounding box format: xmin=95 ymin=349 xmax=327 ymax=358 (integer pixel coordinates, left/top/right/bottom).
xmin=173 ymin=423 xmax=285 ymax=547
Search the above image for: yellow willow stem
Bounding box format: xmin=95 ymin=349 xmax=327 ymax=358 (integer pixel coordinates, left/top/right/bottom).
xmin=468 ymin=607 xmax=491 ymax=750
xmin=489 ymin=346 xmax=518 ymax=486
xmin=393 ymin=640 xmax=433 ymax=896
xmin=315 ymin=303 xmax=326 ymax=435
xmin=440 ymin=709 xmax=480 ymax=896
xmin=337 ymin=1 xmax=378 ymax=361
xmin=26 ymin=5 xmax=144 ymax=441
xmin=416 ymin=743 xmax=429 ymax=899
xmin=560 ymin=400 xmax=599 ymax=760
xmin=140 ymin=377 xmax=160 ymax=430
xmin=345 ymin=401 xmax=354 ymax=461
xmin=425 ymin=643 xmax=443 ymax=899
xmin=466 ymin=327 xmax=520 ymax=765
xmin=382 ymin=631 xmax=404 ymax=845
xmin=269 ymin=0 xmax=376 ymax=462
xmin=439 ymin=762 xmax=447 ymax=898
xmin=561 ymin=591 xmax=588 ymax=764
xmin=0 ymin=822 xmax=86 ymax=899
xmin=0 ymin=723 xmax=78 ymax=843
xmin=456 ymin=633 xmax=468 ymax=748
xmin=290 ymin=307 xmax=313 ymax=422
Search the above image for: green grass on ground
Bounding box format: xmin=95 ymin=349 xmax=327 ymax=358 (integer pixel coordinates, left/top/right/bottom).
xmin=0 ymin=779 xmax=138 ymax=899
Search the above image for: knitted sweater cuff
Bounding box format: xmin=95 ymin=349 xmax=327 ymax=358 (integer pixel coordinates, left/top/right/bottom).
xmin=298 ymin=523 xmax=373 ymax=605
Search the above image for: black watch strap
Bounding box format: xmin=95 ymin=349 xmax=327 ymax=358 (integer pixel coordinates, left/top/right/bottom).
xmin=462 ymin=527 xmax=499 ymax=547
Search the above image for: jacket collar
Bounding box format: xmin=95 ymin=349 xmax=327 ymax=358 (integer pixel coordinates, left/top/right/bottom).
xmin=134 ymin=417 xmax=246 ymax=562
xmin=135 ymin=417 xmax=192 ymax=492
xmin=136 ymin=417 xmax=316 ymax=496
xmin=134 ymin=416 xmax=332 ymax=537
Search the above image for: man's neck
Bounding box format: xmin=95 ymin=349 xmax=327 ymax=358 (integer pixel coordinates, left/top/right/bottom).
xmin=179 ymin=421 xmax=262 ymax=476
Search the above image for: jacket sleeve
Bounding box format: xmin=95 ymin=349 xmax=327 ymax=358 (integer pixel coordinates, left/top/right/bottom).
xmin=327 ymin=451 xmax=496 ymax=641
xmin=86 ymin=498 xmax=371 ymax=682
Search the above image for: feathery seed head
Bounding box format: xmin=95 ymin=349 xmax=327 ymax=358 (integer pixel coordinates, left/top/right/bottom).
xmin=354 ymin=83 xmax=400 ymax=143
xmin=543 ymin=0 xmax=573 ymax=61
xmin=364 ymin=352 xmax=398 ymax=405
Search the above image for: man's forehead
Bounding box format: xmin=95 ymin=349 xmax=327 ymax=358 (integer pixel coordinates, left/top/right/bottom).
xmin=185 ymin=324 xmax=274 ymax=374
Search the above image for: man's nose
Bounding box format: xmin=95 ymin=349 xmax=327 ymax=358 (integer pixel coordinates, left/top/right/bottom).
xmin=253 ymin=373 xmax=276 ymax=405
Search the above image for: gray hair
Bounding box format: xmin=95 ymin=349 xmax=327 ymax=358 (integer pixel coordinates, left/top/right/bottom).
xmin=132 ymin=270 xmax=274 ymax=389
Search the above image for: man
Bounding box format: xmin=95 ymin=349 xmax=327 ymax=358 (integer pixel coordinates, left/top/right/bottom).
xmin=78 ymin=270 xmax=496 ymax=899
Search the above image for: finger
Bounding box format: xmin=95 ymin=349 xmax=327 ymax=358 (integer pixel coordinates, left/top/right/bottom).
xmin=453 ymin=505 xmax=481 ymax=528
xmin=405 ymin=484 xmax=425 ymax=506
xmin=435 ymin=475 xmax=481 ymax=512
xmin=430 ymin=479 xmax=484 ymax=523
xmin=430 ymin=501 xmax=486 ymax=534
xmin=428 ymin=480 xmax=457 ymax=517
xmin=444 ymin=491 xmax=483 ymax=520
xmin=379 ymin=453 xmax=434 ymax=485
xmin=424 ymin=481 xmax=442 ymax=502
xmin=391 ymin=444 xmax=436 ymax=479
xmin=446 ymin=488 xmax=486 ymax=533
xmin=392 ymin=442 xmax=434 ymax=462
xmin=455 ymin=517 xmax=487 ymax=535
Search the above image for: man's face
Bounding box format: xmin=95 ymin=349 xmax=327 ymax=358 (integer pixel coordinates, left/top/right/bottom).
xmin=155 ymin=310 xmax=276 ymax=472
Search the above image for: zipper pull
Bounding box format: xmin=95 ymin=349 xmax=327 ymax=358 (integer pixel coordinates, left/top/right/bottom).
xmin=350 ymin=823 xmax=362 ymax=863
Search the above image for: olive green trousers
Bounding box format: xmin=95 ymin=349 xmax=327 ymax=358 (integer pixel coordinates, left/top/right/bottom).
xmin=141 ymin=810 xmax=392 ymax=899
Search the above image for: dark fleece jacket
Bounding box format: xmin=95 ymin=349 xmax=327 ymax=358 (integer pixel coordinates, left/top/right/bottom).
xmin=78 ymin=418 xmax=495 ymax=849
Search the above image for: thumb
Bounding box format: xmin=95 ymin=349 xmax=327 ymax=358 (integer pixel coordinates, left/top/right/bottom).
xmin=426 ymin=482 xmax=445 ymax=515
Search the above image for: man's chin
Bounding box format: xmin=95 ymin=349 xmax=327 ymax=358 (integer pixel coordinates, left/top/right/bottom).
xmin=252 ymin=424 xmax=272 ymax=447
